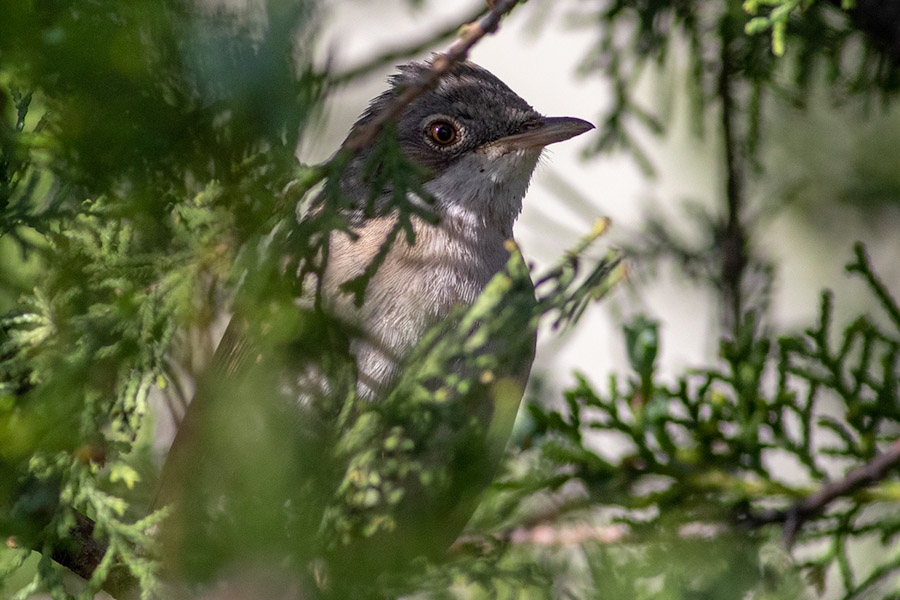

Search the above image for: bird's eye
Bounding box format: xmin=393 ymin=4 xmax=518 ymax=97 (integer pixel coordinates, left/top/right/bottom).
xmin=428 ymin=121 xmax=457 ymax=145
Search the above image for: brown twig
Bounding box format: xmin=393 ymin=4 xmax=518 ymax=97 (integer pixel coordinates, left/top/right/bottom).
xmin=453 ymin=522 xmax=627 ymax=553
xmin=450 ymin=496 xmax=622 ymax=553
xmin=745 ymin=439 xmax=900 ymax=547
xmin=340 ymin=0 xmax=524 ymax=153
xmin=329 ymin=3 xmax=489 ymax=86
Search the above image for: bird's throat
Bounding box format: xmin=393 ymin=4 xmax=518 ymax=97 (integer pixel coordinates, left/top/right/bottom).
xmin=425 ymin=147 xmax=542 ymax=241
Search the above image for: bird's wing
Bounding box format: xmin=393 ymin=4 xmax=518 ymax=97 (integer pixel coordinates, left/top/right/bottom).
xmin=151 ymin=248 xmax=537 ymax=578
xmin=151 ymin=303 xmax=356 ymax=508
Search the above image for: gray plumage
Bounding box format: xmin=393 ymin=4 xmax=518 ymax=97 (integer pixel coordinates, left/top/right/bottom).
xmin=323 ymin=59 xmax=590 ymax=399
xmin=154 ymin=58 xmax=593 ymax=583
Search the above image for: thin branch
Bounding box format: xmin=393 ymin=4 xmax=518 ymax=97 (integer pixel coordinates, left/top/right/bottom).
xmin=745 ymin=439 xmax=900 ymax=547
xmin=846 ymin=242 xmax=900 ymax=334
xmin=47 ymin=512 xmax=106 ymax=582
xmin=8 ymin=512 xmax=139 ymax=599
xmin=340 ymin=0 xmax=524 ymax=153
xmin=453 ymin=523 xmax=627 ymax=553
xmin=449 ymin=496 xmax=625 ymax=554
xmin=329 ymin=3 xmax=488 ymax=86
xmin=717 ymin=15 xmax=748 ymax=335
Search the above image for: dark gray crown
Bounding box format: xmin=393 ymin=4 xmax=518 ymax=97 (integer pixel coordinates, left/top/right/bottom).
xmin=336 ymin=59 xmax=544 ymax=222
xmin=349 ymin=58 xmax=542 ymax=173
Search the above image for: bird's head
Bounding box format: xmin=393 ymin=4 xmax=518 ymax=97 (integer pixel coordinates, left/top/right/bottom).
xmin=342 ymin=59 xmax=593 ymax=233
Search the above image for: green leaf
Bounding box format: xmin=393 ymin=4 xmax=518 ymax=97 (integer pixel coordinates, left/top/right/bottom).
xmin=109 ymin=464 xmax=141 ymax=490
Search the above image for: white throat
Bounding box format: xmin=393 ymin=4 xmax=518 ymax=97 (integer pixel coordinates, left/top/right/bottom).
xmin=424 ymin=147 xmax=543 ymax=239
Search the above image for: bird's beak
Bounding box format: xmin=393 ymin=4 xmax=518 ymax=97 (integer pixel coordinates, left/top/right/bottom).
xmin=485 ymin=117 xmax=594 ymax=154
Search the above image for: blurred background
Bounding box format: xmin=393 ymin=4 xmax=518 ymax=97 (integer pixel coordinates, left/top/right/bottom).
xmin=306 ymin=0 xmax=900 ymax=402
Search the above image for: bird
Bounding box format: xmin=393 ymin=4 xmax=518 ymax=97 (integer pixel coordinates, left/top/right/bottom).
xmin=153 ymin=57 xmax=594 ymax=588
xmin=326 ymin=59 xmax=593 ymax=401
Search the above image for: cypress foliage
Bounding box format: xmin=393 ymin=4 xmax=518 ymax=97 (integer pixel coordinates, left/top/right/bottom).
xmin=1 ymin=1 xmax=899 ymax=598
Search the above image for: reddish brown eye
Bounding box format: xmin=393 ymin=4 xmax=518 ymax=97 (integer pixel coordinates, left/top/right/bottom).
xmin=429 ymin=121 xmax=457 ymax=145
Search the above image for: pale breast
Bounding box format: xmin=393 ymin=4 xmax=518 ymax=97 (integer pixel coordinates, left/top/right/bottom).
xmin=322 ymin=214 xmax=511 ymax=399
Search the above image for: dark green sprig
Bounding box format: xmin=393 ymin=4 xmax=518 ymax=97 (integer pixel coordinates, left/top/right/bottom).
xmin=522 ymin=243 xmax=900 ymax=599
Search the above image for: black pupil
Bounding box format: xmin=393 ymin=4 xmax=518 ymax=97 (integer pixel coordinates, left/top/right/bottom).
xmin=434 ymin=123 xmax=453 ymax=143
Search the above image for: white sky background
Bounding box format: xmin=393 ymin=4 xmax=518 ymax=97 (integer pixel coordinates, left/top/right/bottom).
xmin=303 ymin=0 xmax=900 ymax=399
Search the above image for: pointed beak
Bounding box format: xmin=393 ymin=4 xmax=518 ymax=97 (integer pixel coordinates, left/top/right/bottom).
xmin=485 ymin=117 xmax=594 ymax=154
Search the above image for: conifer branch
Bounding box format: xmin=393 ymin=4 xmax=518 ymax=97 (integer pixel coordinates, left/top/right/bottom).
xmin=329 ymin=3 xmax=488 ymax=85
xmin=717 ymin=15 xmax=748 ymax=336
xmin=745 ymin=439 xmax=900 ymax=546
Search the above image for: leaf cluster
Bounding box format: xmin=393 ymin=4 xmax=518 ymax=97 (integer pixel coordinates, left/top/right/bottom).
xmin=513 ymin=244 xmax=900 ymax=598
